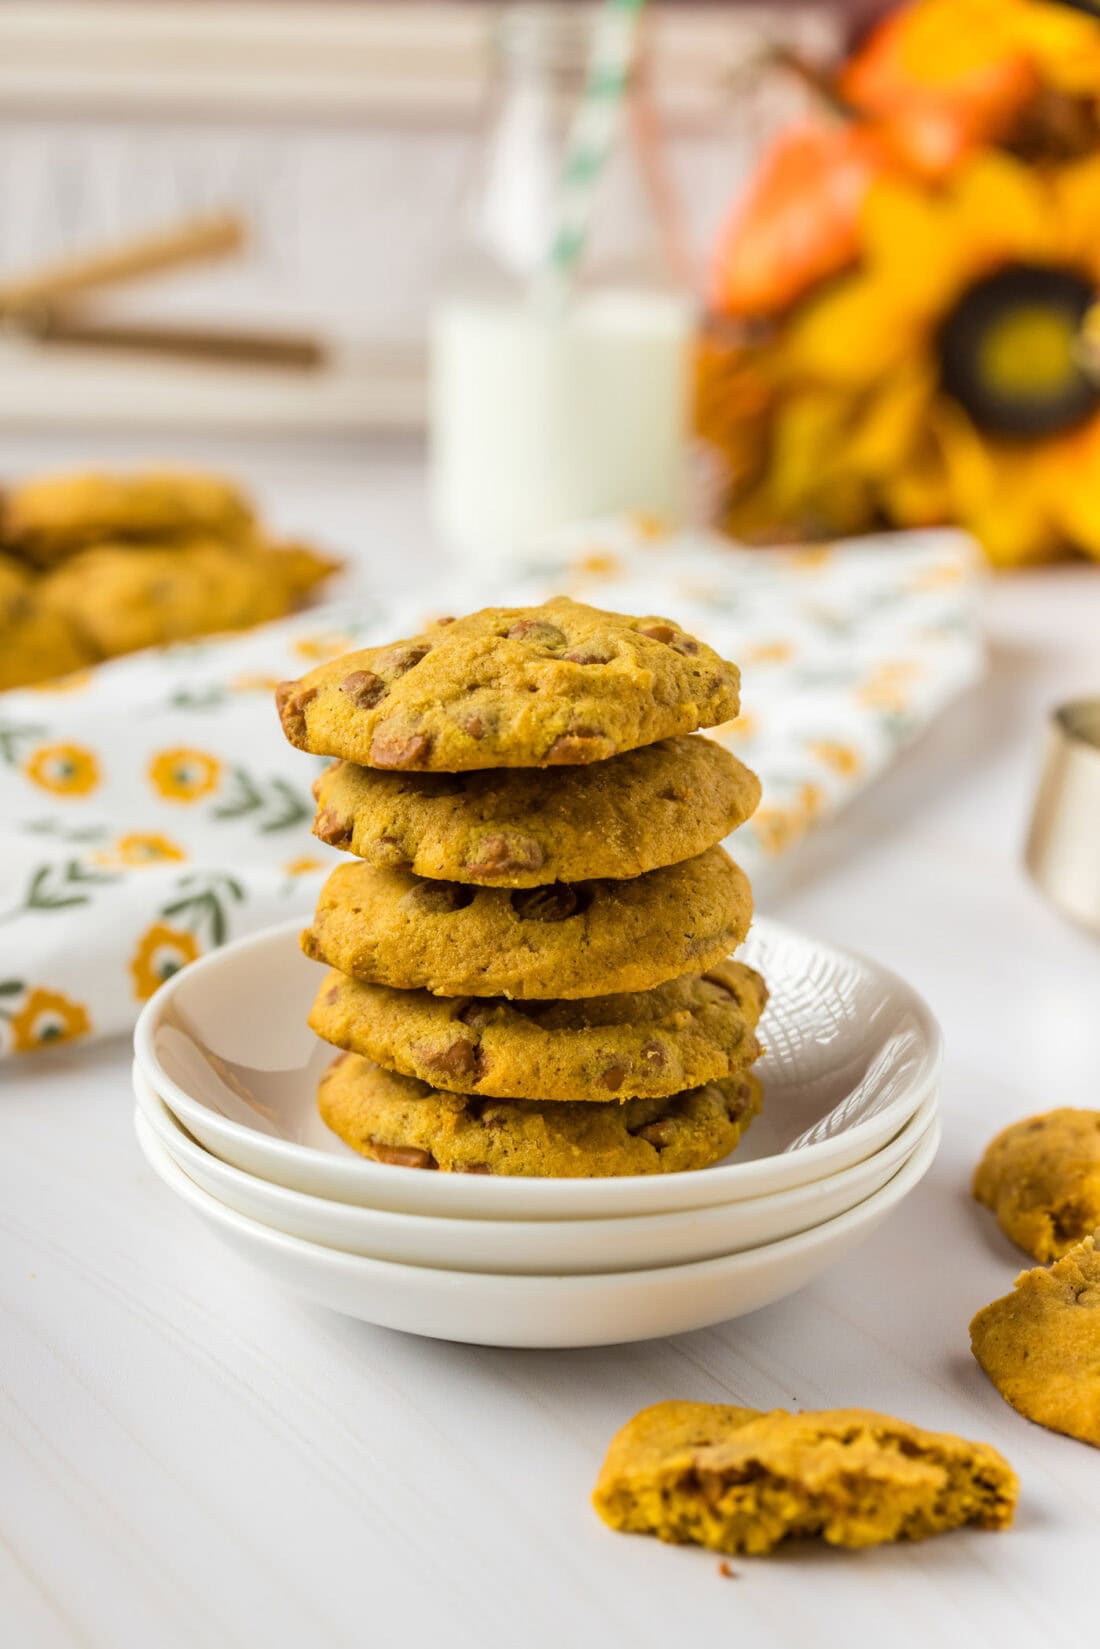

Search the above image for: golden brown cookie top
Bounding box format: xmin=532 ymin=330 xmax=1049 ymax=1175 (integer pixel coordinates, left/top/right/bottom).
xmin=594 ymin=1402 xmax=1018 ymax=1554
xmin=318 ymin=1053 xmax=761 ymax=1177
xmin=3 ymin=468 xmax=256 ymax=565
xmin=302 ymin=845 xmax=753 ymax=1000
xmin=39 ymin=537 xmax=338 ymax=659
xmin=0 ymin=588 xmax=93 ymax=690
xmin=970 ymin=1234 xmax=1100 ymax=1447
xmin=308 ymin=959 xmax=767 ymax=1102
xmin=312 ymin=736 xmax=759 ymax=885
xmin=276 ymin=597 xmax=740 ymax=770
xmin=973 ymin=1108 xmax=1100 ymax=1262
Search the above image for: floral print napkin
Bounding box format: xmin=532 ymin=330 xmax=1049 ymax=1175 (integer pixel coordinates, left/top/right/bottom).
xmin=0 ymin=519 xmax=982 ymax=1057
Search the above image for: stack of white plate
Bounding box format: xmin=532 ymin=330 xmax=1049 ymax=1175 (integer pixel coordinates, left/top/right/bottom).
xmin=133 ymin=916 xmax=941 ymax=1349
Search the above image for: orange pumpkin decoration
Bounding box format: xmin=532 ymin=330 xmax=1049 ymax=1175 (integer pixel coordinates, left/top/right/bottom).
xmin=710 ymin=121 xmax=887 ymax=319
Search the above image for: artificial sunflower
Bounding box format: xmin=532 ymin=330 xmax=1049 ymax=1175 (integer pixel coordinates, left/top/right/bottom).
xmin=712 ymin=150 xmax=1100 ymax=565
xmin=711 ymin=0 xmax=1100 ymax=327
xmin=129 ymin=922 xmax=201 ymax=1000
xmin=148 ymin=747 xmax=222 ymax=803
xmin=9 ymin=987 xmax=91 ymax=1053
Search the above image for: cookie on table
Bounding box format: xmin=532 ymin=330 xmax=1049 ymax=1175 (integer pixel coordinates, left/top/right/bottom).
xmin=973 ymin=1108 xmax=1100 ymax=1262
xmin=309 ymin=959 xmax=767 ymax=1103
xmin=593 ymin=1401 xmax=1018 ymax=1554
xmin=0 ymin=553 xmax=93 ymax=690
xmin=318 ymin=1053 xmax=761 ymax=1176
xmin=40 ymin=537 xmax=338 ymax=658
xmin=276 ymin=597 xmax=741 ymax=770
xmin=311 ymin=736 xmax=760 ymax=885
xmin=2 ymin=468 xmax=255 ymax=565
xmin=302 ymin=845 xmax=753 ymax=1000
xmin=970 ymin=1234 xmax=1100 ymax=1447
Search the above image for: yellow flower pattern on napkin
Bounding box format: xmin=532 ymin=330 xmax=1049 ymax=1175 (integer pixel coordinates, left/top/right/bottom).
xmin=148 ymin=748 xmax=222 ymax=803
xmin=130 ymin=922 xmax=202 ymax=1001
xmin=6 ymin=986 xmax=92 ymax=1054
xmin=24 ymin=742 xmax=100 ymax=797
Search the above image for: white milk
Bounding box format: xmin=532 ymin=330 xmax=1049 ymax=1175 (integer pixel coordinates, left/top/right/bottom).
xmin=429 ymin=287 xmax=692 ymax=567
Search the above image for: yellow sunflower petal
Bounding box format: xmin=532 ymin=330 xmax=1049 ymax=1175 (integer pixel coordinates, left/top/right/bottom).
xmin=1011 ymin=1 xmax=1100 ymax=95
xmin=948 ymin=152 xmax=1052 ymax=267
xmin=1038 ymin=424 xmax=1100 ymax=562
xmin=860 ymin=177 xmax=971 ymax=310
xmin=1050 ymin=157 xmax=1100 ymax=273
xmin=780 ymin=273 xmax=916 ymax=385
xmin=844 ymin=362 xmax=937 ymax=477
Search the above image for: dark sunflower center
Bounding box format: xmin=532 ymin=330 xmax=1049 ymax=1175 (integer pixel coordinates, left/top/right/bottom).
xmin=937 ymin=264 xmax=1098 ymax=439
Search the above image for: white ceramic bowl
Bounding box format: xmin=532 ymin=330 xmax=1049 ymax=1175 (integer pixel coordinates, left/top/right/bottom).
xmin=134 ymin=1107 xmax=940 ymax=1347
xmin=135 ymin=1065 xmax=938 ymax=1275
xmin=134 ymin=917 xmax=942 ymax=1220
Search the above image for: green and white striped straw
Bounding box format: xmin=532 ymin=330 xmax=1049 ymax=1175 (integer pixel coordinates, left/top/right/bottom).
xmin=540 ymin=0 xmax=648 ymax=306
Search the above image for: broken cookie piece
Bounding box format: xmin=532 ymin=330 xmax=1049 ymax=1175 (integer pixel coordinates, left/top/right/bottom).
xmin=593 ymin=1401 xmax=1017 ymax=1554
xmin=971 ymin=1233 xmax=1100 ymax=1446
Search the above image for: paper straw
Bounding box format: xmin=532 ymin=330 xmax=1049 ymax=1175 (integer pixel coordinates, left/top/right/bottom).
xmin=540 ymin=0 xmax=648 ymax=306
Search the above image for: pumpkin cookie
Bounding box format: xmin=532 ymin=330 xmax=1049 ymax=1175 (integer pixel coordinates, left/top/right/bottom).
xmin=593 ymin=1402 xmax=1018 ymax=1554
xmin=970 ymin=1234 xmax=1100 ymax=1447
xmin=318 ymin=1053 xmax=761 ymax=1176
xmin=0 ymin=554 xmax=94 ymax=689
xmin=973 ymin=1108 xmax=1100 ymax=1262
xmin=3 ymin=468 xmax=255 ymax=565
xmin=311 ymin=736 xmax=760 ymax=885
xmin=302 ymin=845 xmax=752 ymax=1000
xmin=276 ymin=597 xmax=740 ymax=770
xmin=309 ymin=959 xmax=767 ymax=1102
xmin=41 ymin=537 xmax=337 ymax=658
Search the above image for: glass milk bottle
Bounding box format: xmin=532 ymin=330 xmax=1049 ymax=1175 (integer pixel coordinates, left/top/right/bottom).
xmin=430 ymin=2 xmax=694 ymax=568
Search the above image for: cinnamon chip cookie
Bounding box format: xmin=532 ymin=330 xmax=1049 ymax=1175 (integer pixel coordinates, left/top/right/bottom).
xmin=309 ymin=959 xmax=767 ymax=1102
xmin=970 ymin=1234 xmax=1100 ymax=1447
xmin=302 ymin=845 xmax=752 ymax=999
xmin=0 ymin=553 xmax=93 ymax=689
xmin=40 ymin=537 xmax=337 ymax=658
xmin=973 ymin=1108 xmax=1100 ymax=1262
xmin=276 ymin=597 xmax=740 ymax=770
xmin=318 ymin=1053 xmax=761 ymax=1176
xmin=593 ymin=1402 xmax=1017 ymax=1554
xmin=3 ymin=468 xmax=255 ymax=565
xmin=311 ymin=736 xmax=760 ymax=885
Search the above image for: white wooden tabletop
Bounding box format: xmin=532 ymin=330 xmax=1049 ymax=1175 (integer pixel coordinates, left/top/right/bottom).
xmin=3 ymin=435 xmax=1099 ymax=1649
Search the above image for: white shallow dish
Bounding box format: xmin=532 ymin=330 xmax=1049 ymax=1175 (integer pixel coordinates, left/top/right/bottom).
xmin=135 ymin=1065 xmax=938 ymax=1275
xmin=134 ymin=916 xmax=942 ymax=1221
xmin=134 ymin=1107 xmax=940 ymax=1346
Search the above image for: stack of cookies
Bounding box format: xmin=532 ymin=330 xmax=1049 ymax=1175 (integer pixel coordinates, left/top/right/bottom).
xmin=276 ymin=597 xmax=767 ymax=1179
